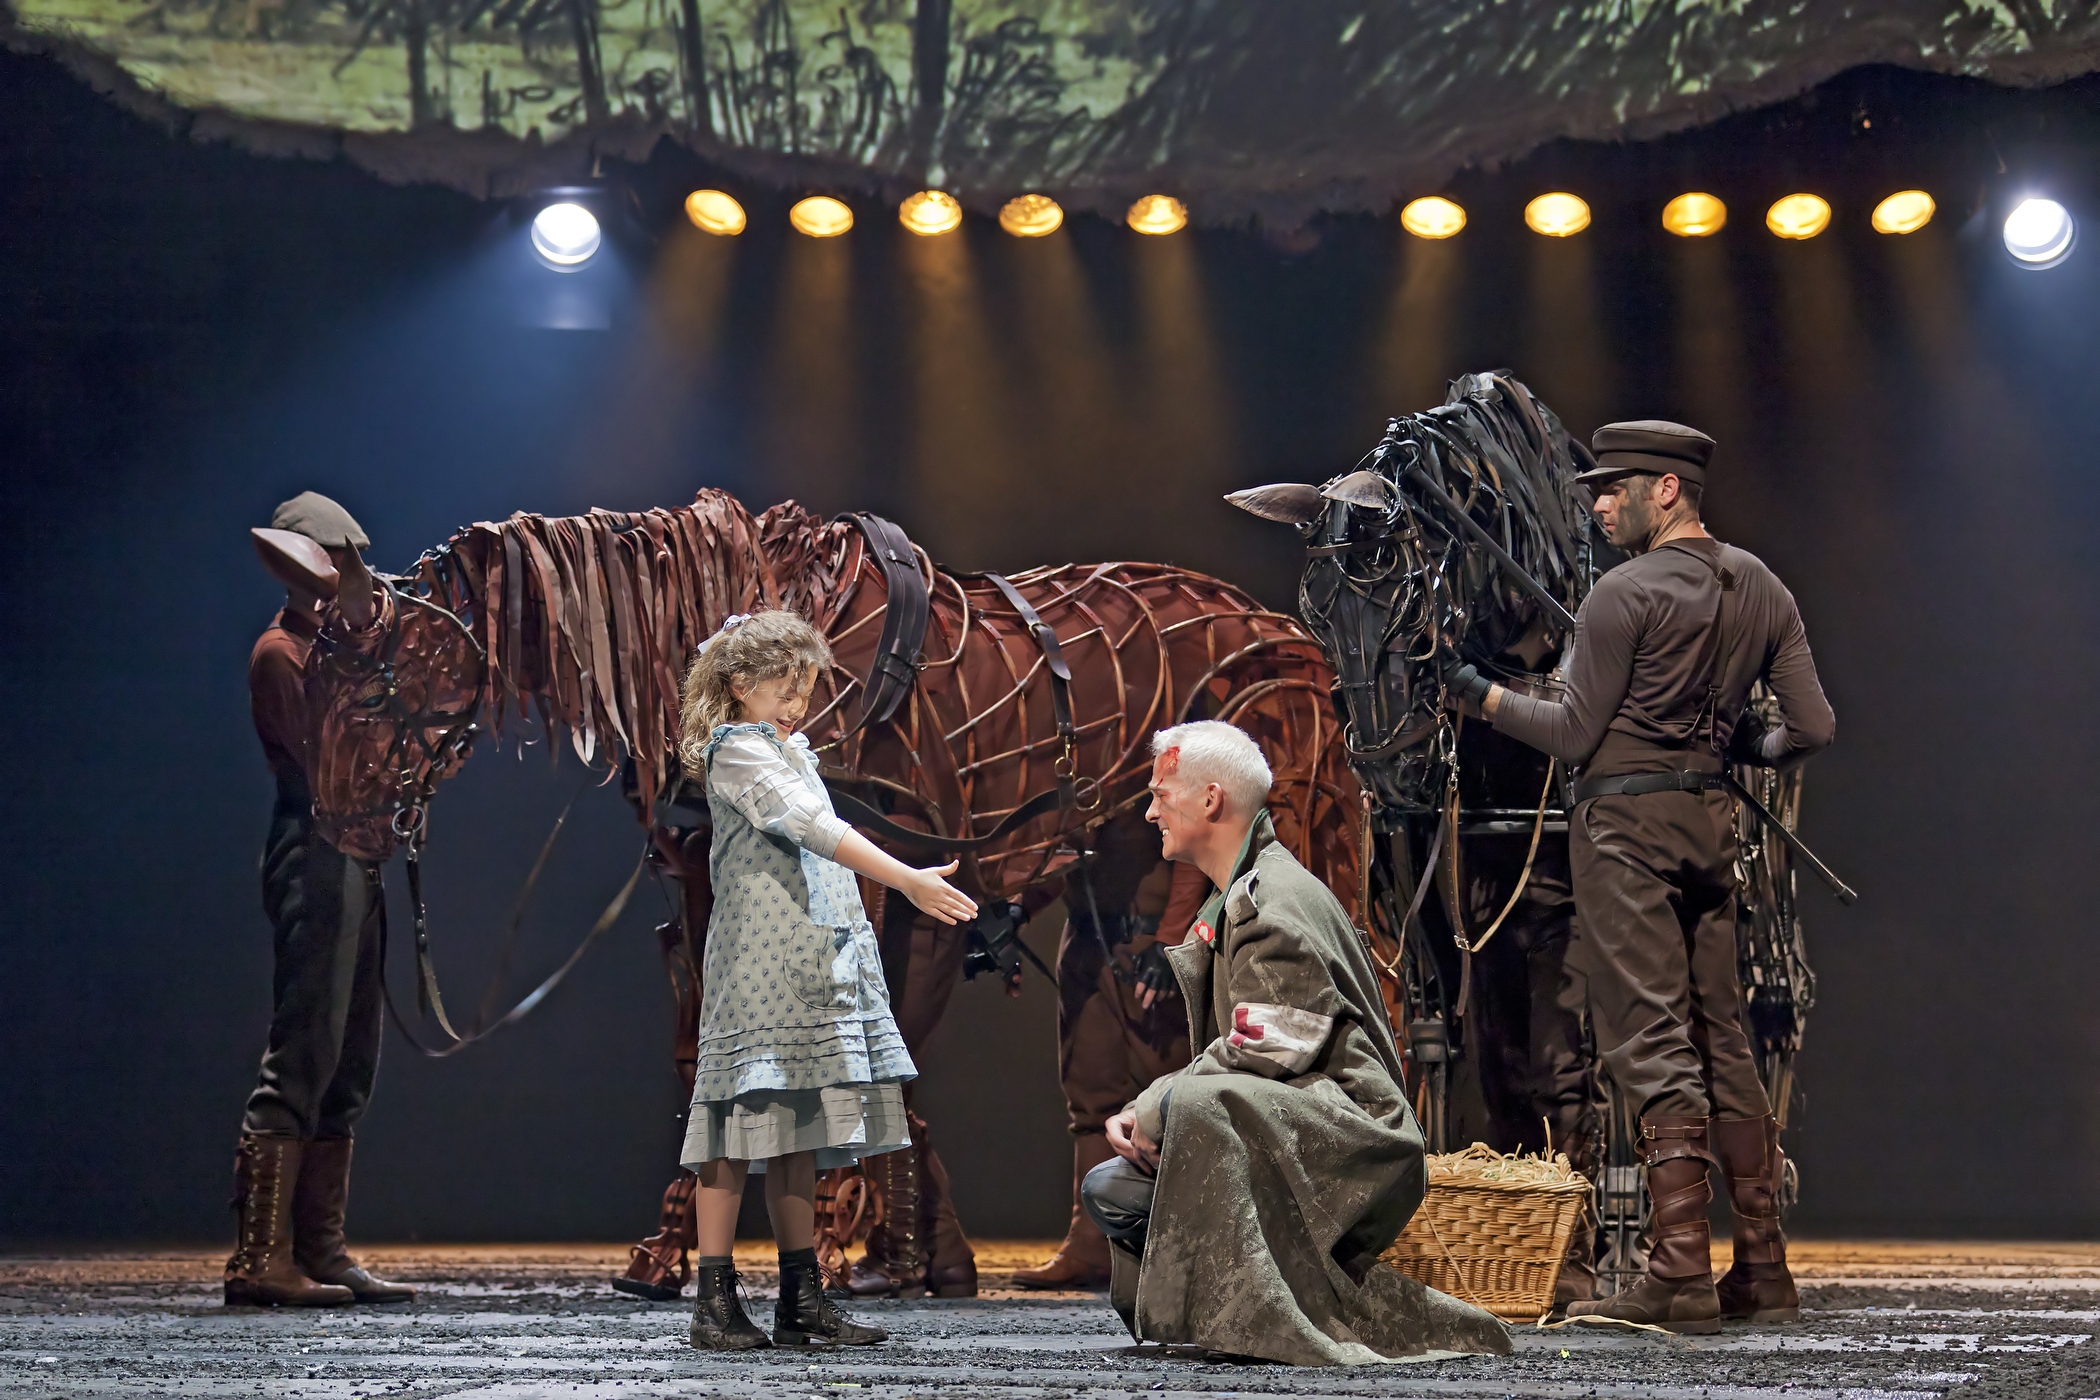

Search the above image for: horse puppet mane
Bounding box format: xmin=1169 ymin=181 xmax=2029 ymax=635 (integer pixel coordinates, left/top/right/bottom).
xmin=320 ymin=489 xmax=1361 ymax=908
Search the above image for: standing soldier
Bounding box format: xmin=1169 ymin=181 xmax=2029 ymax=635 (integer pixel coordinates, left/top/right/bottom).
xmin=1442 ymin=422 xmax=1834 ymax=1332
xmin=227 ymin=494 xmax=413 ymax=1307
xmin=1011 ymin=815 xmax=1208 ymax=1289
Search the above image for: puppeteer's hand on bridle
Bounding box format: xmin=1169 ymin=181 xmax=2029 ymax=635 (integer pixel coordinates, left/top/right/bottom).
xmin=1131 ymin=942 xmax=1178 ymax=1010
xmin=1438 ymin=652 xmax=1493 ymax=718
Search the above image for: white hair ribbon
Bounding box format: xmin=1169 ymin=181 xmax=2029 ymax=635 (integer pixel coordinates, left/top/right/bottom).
xmin=698 ymin=613 xmax=752 ymax=654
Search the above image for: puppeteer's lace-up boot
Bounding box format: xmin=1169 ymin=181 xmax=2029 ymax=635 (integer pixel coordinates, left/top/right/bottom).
xmin=775 ymin=1248 xmax=887 ymax=1347
xmin=1566 ymin=1116 xmax=1721 ymax=1335
xmin=846 ymin=1147 xmax=926 ymax=1298
xmin=916 ymin=1123 xmax=978 ymax=1298
xmin=1013 ymin=1133 xmax=1114 ymax=1289
xmin=224 ymin=1134 xmax=354 ymax=1308
xmin=1713 ymin=1114 xmax=1800 ymax=1323
xmin=686 ymin=1258 xmax=770 ymax=1351
xmin=292 ymin=1138 xmax=415 ymax=1303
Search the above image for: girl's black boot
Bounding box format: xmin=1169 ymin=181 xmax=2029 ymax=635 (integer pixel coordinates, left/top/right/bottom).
xmin=688 ymin=1258 xmax=771 ymax=1351
xmin=773 ymin=1249 xmax=887 ymax=1347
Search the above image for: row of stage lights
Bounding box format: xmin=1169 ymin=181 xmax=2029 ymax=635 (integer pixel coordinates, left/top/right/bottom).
xmin=1403 ymin=189 xmax=2078 ymax=267
xmin=528 ymin=184 xmax=2079 ymax=270
xmin=678 ymin=188 xmax=1190 ymax=239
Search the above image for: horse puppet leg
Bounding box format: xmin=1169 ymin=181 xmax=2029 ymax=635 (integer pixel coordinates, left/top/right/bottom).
xmin=612 ymin=828 xmax=712 ymax=1301
xmin=848 ymin=895 xmax=978 ymax=1298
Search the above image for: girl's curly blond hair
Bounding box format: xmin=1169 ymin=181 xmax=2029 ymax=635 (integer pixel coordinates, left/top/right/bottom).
xmin=677 ymin=610 xmax=834 ymax=777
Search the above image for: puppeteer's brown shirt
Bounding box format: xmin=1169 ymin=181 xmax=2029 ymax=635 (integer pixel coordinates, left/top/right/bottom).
xmin=250 ymin=605 xmax=321 ymax=785
xmin=1490 ymin=536 xmax=1834 ymax=779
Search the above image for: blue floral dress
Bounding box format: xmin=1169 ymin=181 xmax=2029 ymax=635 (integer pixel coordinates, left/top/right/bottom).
xmin=678 ymin=723 xmax=916 ymax=1172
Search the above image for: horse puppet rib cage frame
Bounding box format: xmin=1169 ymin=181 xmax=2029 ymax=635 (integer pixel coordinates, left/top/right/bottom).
xmin=1229 ymin=371 xmax=1816 ymax=1296
xmin=298 ymin=487 xmax=1361 ymax=1290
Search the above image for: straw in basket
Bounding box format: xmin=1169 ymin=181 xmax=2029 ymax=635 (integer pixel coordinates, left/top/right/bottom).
xmin=1381 ymin=1142 xmax=1593 ymax=1322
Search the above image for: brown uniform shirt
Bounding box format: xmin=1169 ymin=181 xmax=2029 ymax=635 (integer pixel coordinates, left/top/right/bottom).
xmin=1490 ymin=536 xmax=1834 ymax=778
xmin=250 ymin=605 xmax=321 ymax=786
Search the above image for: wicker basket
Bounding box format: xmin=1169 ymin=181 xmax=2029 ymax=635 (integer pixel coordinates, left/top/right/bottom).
xmin=1381 ymin=1145 xmax=1593 ymax=1321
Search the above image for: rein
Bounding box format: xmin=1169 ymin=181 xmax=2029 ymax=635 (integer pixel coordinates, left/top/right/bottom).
xmin=350 ymin=576 xmax=646 ymax=1056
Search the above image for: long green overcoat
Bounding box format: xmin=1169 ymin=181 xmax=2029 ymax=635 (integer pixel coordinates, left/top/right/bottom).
xmin=1118 ymin=814 xmax=1512 ymax=1366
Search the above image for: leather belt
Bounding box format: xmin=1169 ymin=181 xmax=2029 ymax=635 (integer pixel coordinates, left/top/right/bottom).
xmin=1573 ymin=769 xmax=1726 ymax=804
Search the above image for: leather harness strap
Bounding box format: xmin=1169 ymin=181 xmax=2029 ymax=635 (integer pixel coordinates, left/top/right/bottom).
xmin=978 ymin=570 xmax=1081 ymax=811
xmin=823 ymin=783 xmax=1070 ymax=855
xmin=840 ymin=512 xmax=930 ymax=732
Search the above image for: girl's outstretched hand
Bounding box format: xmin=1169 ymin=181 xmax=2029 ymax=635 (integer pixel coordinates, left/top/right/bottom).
xmin=903 ymin=859 xmax=978 ymax=926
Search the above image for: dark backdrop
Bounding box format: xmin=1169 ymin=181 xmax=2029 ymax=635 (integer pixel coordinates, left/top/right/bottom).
xmin=3 ymin=56 xmax=2096 ymax=1244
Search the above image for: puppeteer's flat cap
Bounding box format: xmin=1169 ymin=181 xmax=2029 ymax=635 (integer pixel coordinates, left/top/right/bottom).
xmin=1577 ymin=420 xmax=1716 ymax=488
xmin=270 ymin=491 xmax=370 ymax=550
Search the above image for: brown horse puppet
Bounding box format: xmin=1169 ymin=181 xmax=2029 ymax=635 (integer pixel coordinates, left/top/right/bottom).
xmin=297 ymin=487 xmax=1362 ymax=1299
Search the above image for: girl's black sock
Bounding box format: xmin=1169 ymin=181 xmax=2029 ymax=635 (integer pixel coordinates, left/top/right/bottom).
xmin=779 ymin=1246 xmax=820 ymax=1270
xmin=695 ymin=1255 xmax=732 ymax=1269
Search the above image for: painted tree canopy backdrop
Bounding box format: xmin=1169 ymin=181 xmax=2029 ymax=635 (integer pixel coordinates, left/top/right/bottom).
xmin=6 ymin=0 xmax=2100 ymax=216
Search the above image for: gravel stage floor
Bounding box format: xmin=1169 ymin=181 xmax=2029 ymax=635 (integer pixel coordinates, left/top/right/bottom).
xmin=4 ymin=1241 xmax=2098 ymax=1400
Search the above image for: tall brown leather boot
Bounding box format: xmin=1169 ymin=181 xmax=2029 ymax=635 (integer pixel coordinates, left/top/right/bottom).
xmin=292 ymin=1138 xmax=415 ymax=1303
xmin=845 ymin=1146 xmax=925 ymax=1299
xmin=917 ymin=1130 xmax=977 ymax=1298
xmin=225 ymin=1134 xmax=354 ymax=1308
xmin=1566 ymin=1116 xmax=1720 ymax=1334
xmin=614 ymin=1172 xmax=699 ymax=1301
xmin=1713 ymin=1115 xmax=1800 ymax=1323
xmin=1013 ymin=1134 xmax=1114 ymax=1289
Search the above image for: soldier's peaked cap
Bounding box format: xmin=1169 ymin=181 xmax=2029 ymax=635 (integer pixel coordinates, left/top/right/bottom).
xmin=1577 ymin=420 xmax=1716 ymax=488
xmin=270 ymin=491 xmax=370 ymax=550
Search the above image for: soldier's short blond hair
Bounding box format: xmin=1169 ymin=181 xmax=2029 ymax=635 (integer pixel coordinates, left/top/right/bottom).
xmin=1151 ymin=720 xmax=1273 ymax=818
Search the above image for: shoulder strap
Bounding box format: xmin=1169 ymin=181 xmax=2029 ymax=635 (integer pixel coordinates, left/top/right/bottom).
xmin=839 ymin=513 xmax=931 ymax=732
xmin=1658 ymin=540 xmax=1737 ymax=756
xmin=977 ymin=571 xmax=1081 ymax=810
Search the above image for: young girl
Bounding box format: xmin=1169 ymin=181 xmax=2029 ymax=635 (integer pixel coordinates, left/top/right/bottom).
xmin=675 ymin=610 xmax=976 ymax=1351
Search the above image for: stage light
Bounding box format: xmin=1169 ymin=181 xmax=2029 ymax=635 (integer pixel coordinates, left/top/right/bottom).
xmin=530 ymin=202 xmax=601 ymax=265
xmin=2003 ymin=197 xmax=2076 ymax=268
xmin=999 ymin=193 xmax=1063 ymax=237
xmin=1870 ymin=190 xmax=1934 ymax=235
xmin=685 ymin=189 xmax=746 ymax=236
xmin=1126 ymin=194 xmax=1188 ymax=235
xmin=1765 ymin=193 xmax=1831 ymax=240
xmin=1524 ymin=193 xmax=1590 ymax=237
xmin=1662 ymin=192 xmax=1727 ymax=237
xmin=1400 ymin=196 xmax=1466 ymax=239
xmin=789 ymin=196 xmax=854 ymax=238
xmin=899 ymin=189 xmax=963 ymax=236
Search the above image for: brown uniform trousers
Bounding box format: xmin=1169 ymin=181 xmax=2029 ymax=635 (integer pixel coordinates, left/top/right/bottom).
xmin=1570 ymin=787 xmax=1768 ymax=1124
xmin=1055 ymin=904 xmax=1193 ymax=1140
xmin=1461 ymin=835 xmax=1593 ymax=1159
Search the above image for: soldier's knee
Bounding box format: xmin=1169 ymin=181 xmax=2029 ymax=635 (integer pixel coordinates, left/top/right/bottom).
xmin=1080 ymin=1157 xmax=1155 ymax=1248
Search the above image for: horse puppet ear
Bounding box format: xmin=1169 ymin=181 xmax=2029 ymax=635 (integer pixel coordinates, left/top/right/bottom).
xmin=252 ymin=527 xmax=341 ymax=600
xmin=1224 ymin=482 xmax=1325 ymax=525
xmin=1320 ymin=470 xmax=1394 ymax=511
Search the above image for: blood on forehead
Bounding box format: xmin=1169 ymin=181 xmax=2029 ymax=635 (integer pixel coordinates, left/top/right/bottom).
xmin=1151 ymin=747 xmax=1181 ymax=782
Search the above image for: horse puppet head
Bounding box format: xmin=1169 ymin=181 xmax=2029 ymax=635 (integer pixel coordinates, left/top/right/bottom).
xmin=305 ymin=579 xmax=488 ymax=860
xmin=1230 ymin=372 xmax=1599 ymax=813
xmin=299 ymin=491 xmax=800 ymax=860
